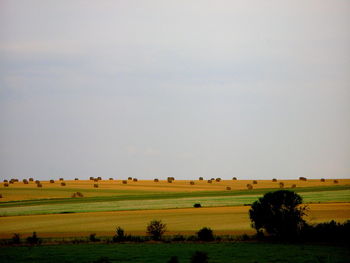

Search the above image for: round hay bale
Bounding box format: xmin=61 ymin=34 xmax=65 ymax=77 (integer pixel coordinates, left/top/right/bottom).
xmin=247 ymin=184 xmax=253 ymax=190
xmin=207 ymin=180 xmax=212 ymax=183
xmin=109 ymin=178 xmax=113 ymax=180
xmin=226 ymin=186 xmax=231 ymax=190
xmin=190 ymin=181 xmax=195 ymax=185
xmin=215 ymin=178 xmax=221 ymax=182
xmin=133 ymin=178 xmax=138 ymax=182
xmin=50 ymin=180 xmax=54 ymax=183
xmin=334 ymin=180 xmax=339 ymax=184
xmin=4 ymin=183 xmax=9 ymax=187
xmin=59 ymin=178 xmax=64 ymax=181
xmin=122 ymin=180 xmax=127 ymax=184
xmin=199 ymin=177 xmax=203 ymax=181
xmin=232 ymin=177 xmax=237 ymax=180
xmin=128 ymin=177 xmax=132 ymax=180
xmin=291 ymin=184 xmax=296 ymax=188
xmin=93 ymin=184 xmax=98 ymax=188
xmin=154 ymin=178 xmax=159 ymax=182
xmin=252 ymin=180 xmax=258 ymax=184
xmin=74 ymin=178 xmax=79 ymax=181
xmin=320 ymin=178 xmax=325 ymax=182
xmin=29 ymin=178 xmax=34 ymax=182
xmin=279 ymin=182 xmax=284 ymax=188
xmin=61 ymin=182 xmax=66 ymax=186
xmin=272 ymin=178 xmax=277 ymax=182
xmin=37 ymin=183 xmax=43 ymax=188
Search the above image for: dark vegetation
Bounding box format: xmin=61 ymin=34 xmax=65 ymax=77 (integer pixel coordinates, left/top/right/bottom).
xmin=147 ymin=220 xmax=167 ymax=240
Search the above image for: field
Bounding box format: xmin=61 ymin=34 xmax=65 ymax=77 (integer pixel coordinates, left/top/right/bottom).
xmin=1 ymin=243 xmax=350 ymax=263
xmin=0 ymin=178 xmax=349 ymax=238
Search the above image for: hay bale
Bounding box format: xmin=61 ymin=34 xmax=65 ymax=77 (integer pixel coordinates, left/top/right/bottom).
xmin=320 ymin=178 xmax=325 ymax=182
xmin=133 ymin=178 xmax=138 ymax=182
xmin=247 ymin=184 xmax=253 ymax=190
xmin=154 ymin=178 xmax=159 ymax=182
xmin=71 ymin=193 xmax=77 ymax=198
xmin=93 ymin=184 xmax=98 ymax=188
xmin=190 ymin=181 xmax=195 ymax=185
xmin=109 ymin=178 xmax=113 ymax=180
xmin=0 ymin=194 xmax=2 ymax=198
xmin=226 ymin=186 xmax=231 ymax=190
xmin=279 ymin=182 xmax=284 ymax=188
xmin=76 ymin=192 xmax=84 ymax=197
xmin=272 ymin=178 xmax=277 ymax=182
xmin=97 ymin=177 xmax=102 ymax=180
xmin=232 ymin=177 xmax=237 ymax=180
xmin=252 ymin=180 xmax=258 ymax=184
xmin=167 ymin=178 xmax=173 ymax=183
xmin=291 ymin=184 xmax=296 ymax=188
xmin=4 ymin=183 xmax=9 ymax=187
xmin=128 ymin=177 xmax=132 ymax=180
xmin=193 ymin=203 xmax=201 ymax=208
xmin=215 ymin=178 xmax=221 ymax=182
xmin=59 ymin=178 xmax=64 ymax=181
xmin=35 ymin=180 xmax=40 ymax=184
xmin=207 ymin=180 xmax=212 ymax=183
xmin=37 ymin=183 xmax=43 ymax=188
xmin=74 ymin=178 xmax=79 ymax=181
xmin=89 ymin=177 xmax=94 ymax=180
xmin=299 ymin=177 xmax=307 ymax=181
xmin=122 ymin=180 xmax=127 ymax=184
xmin=3 ymin=180 xmax=8 ymax=183
xmin=29 ymin=178 xmax=34 ymax=182
xmin=23 ymin=179 xmax=29 ymax=184
xmin=50 ymin=179 xmax=54 ymax=183
xmin=61 ymin=182 xmax=66 ymax=186
xmin=199 ymin=177 xmax=203 ymax=181
xmin=334 ymin=180 xmax=339 ymax=184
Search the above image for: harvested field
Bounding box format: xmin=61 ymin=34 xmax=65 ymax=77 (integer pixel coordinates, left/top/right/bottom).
xmin=0 ymin=203 xmax=349 ymax=238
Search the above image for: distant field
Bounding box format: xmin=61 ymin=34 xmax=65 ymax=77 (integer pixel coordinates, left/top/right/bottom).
xmin=1 ymin=179 xmax=349 ymax=239
xmin=1 ymin=242 xmax=350 ymax=263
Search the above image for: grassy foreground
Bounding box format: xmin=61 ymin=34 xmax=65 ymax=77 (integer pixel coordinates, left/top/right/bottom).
xmin=1 ymin=243 xmax=349 ymax=263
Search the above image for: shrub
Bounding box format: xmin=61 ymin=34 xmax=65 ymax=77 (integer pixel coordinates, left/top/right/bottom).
xmin=29 ymin=178 xmax=34 ymax=182
xmin=154 ymin=178 xmax=159 ymax=182
xmin=191 ymin=251 xmax=208 ymax=263
xmin=133 ymin=178 xmax=138 ymax=182
xmin=61 ymin=182 xmax=66 ymax=186
xmin=74 ymin=178 xmax=79 ymax=181
xmin=252 ymin=180 xmax=258 ymax=184
xmin=4 ymin=183 xmax=9 ymax=187
xmin=207 ymin=180 xmax=212 ymax=184
xmin=37 ymin=183 xmax=43 ymax=188
xmin=89 ymin=233 xmax=100 ymax=242
xmin=249 ymin=190 xmax=308 ymax=239
xmin=232 ymin=177 xmax=237 ymax=180
xmin=247 ymin=184 xmax=253 ymax=190
xmin=226 ymin=186 xmax=231 ymax=190
xmin=93 ymin=257 xmax=111 ymax=263
xmin=190 ymin=181 xmax=195 ymax=185
xmin=215 ymin=178 xmax=221 ymax=182
xmin=194 ymin=203 xmax=201 ymax=208
xmin=334 ymin=180 xmax=339 ymax=184
xmin=12 ymin=233 xmax=20 ymax=244
xmin=146 ymin=220 xmax=166 ymax=240
xmin=122 ymin=180 xmax=127 ymax=184
xmin=272 ymin=178 xmax=277 ymax=182
xmin=172 ymin=234 xmax=185 ymax=241
xmin=198 ymin=177 xmax=203 ymax=180
xmin=113 ymin=226 xmax=125 ymax=242
xmin=94 ymin=184 xmax=99 ymax=188
xmin=167 ymin=256 xmax=179 ymax=263
xmin=128 ymin=177 xmax=132 ymax=180
xmin=320 ymin=178 xmax=325 ymax=182
xmin=299 ymin=177 xmax=307 ymax=181
xmin=49 ymin=179 xmax=54 ymax=183
xmin=197 ymin=227 xmax=214 ymax=241
xmin=27 ymin=232 xmax=41 ymax=245
xmin=279 ymin=182 xmax=284 ymax=188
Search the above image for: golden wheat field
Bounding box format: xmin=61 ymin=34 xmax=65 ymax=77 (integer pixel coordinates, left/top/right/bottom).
xmin=0 ymin=178 xmax=349 ymax=238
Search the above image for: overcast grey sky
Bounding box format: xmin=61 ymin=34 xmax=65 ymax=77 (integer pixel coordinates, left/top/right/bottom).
xmin=0 ymin=1 xmax=349 ymax=181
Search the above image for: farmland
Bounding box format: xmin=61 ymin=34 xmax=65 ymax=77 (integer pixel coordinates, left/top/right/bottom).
xmin=0 ymin=178 xmax=349 ymax=238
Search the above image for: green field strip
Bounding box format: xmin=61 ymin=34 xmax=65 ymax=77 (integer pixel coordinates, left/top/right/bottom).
xmin=0 ymin=185 xmax=349 ymax=209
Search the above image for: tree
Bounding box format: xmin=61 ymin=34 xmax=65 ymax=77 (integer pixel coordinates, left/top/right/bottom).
xmin=197 ymin=227 xmax=214 ymax=241
xmin=249 ymin=190 xmax=307 ymax=239
xmin=146 ymin=220 xmax=166 ymax=240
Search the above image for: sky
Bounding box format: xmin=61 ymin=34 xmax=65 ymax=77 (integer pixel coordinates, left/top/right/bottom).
xmin=0 ymin=1 xmax=349 ymax=181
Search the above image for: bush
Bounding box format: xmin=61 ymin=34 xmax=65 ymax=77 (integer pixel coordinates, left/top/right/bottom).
xmin=249 ymin=190 xmax=307 ymax=239
xmin=146 ymin=220 xmax=166 ymax=240
xmin=198 ymin=177 xmax=203 ymax=180
xmin=246 ymin=184 xmax=253 ymax=190
xmin=12 ymin=233 xmax=20 ymax=244
xmin=113 ymin=226 xmax=125 ymax=242
xmin=300 ymin=220 xmax=350 ymax=242
xmin=89 ymin=233 xmax=100 ymax=242
xmin=172 ymin=234 xmax=185 ymax=241
xmin=27 ymin=232 xmax=41 ymax=245
xmin=191 ymin=251 xmax=208 ymax=263
xmin=93 ymin=257 xmax=111 ymax=263
xmin=167 ymin=256 xmax=179 ymax=263
xmin=197 ymin=227 xmax=214 ymax=241
xmin=194 ymin=203 xmax=201 ymax=208
xmin=226 ymin=186 xmax=231 ymax=190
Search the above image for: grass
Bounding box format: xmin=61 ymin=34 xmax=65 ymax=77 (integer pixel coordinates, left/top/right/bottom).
xmin=0 ymin=242 xmax=349 ymax=263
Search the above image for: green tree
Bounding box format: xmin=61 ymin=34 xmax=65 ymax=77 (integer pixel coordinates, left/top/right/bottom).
xmin=249 ymin=190 xmax=307 ymax=239
xmin=146 ymin=220 xmax=166 ymax=240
